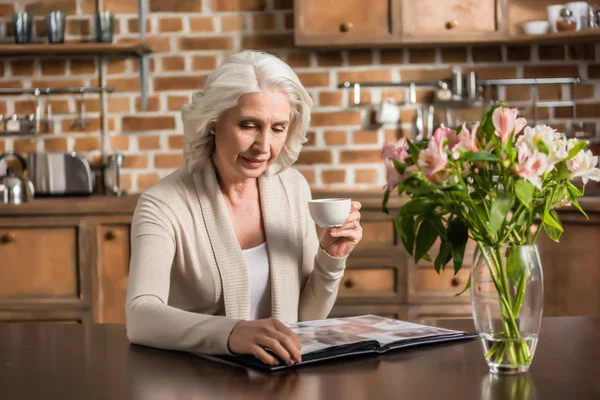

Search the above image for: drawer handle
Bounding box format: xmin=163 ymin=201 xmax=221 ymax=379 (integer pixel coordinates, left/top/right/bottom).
xmin=344 ymin=279 xmax=355 ymax=289
xmin=451 ymin=277 xmax=461 ymax=287
xmin=0 ymin=233 xmax=16 ymax=244
xmin=339 ymin=22 xmax=354 ymax=32
xmin=104 ymin=230 xmax=119 ymax=241
xmin=446 ymin=20 xmax=458 ymax=30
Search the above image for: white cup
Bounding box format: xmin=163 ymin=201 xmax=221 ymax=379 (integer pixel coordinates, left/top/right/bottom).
xmin=547 ymin=4 xmax=565 ymax=32
xmin=567 ymin=1 xmax=589 ymax=30
xmin=308 ymin=198 xmax=351 ymax=228
xmin=376 ymin=98 xmax=400 ymax=125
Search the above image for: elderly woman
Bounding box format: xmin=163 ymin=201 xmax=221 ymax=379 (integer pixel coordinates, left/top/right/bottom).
xmin=126 ymin=50 xmax=363 ymax=367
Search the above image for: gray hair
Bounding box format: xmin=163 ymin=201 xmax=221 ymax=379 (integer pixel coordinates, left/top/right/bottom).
xmin=181 ymin=50 xmax=313 ymax=175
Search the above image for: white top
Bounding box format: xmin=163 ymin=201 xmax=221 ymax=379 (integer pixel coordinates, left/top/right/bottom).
xmin=242 ymin=242 xmax=272 ymax=320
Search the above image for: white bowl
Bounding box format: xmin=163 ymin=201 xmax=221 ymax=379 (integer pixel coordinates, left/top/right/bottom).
xmin=308 ymin=198 xmax=351 ymax=228
xmin=522 ymin=20 xmax=550 ymax=35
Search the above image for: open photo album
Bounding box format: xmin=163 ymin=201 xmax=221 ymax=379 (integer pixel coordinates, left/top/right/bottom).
xmin=205 ymin=315 xmax=477 ymax=371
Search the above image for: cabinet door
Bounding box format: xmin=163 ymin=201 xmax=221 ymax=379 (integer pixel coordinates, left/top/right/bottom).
xmin=402 ymin=0 xmax=506 ymax=42
xmin=295 ymin=0 xmax=399 ymax=46
xmin=95 ymin=224 xmax=130 ymax=323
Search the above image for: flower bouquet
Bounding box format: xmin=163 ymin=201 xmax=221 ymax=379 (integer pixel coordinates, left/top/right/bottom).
xmin=381 ymin=103 xmax=600 ymax=373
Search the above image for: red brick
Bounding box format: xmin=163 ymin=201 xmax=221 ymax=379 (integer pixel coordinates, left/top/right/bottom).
xmin=319 ymin=91 xmax=343 ymax=107
xmin=298 ymin=169 xmax=315 ymax=184
xmin=317 ymin=52 xmax=343 ymax=67
xmin=135 ymin=96 xmax=160 ymax=112
xmin=554 ymin=106 xmax=573 ymax=119
xmin=380 ymin=50 xmax=405 ymax=64
xmin=192 ymin=55 xmax=218 ymax=70
xmin=253 ymin=14 xmax=276 ymax=30
xmin=81 ymin=99 xmax=100 ymax=113
xmin=0 ymin=4 xmax=15 ymax=17
xmin=440 ymin=47 xmax=467 ymax=63
xmin=576 ymin=103 xmax=600 ymax=118
xmin=127 ymin=18 xmax=151 ymax=34
xmin=0 ymin=101 xmax=6 ymax=115
xmin=338 ymin=70 xmax=392 ymax=84
xmin=505 ymin=86 xmax=530 ymax=102
xmin=409 ymin=48 xmax=436 ymax=64
xmin=340 ymin=150 xmax=381 ymax=163
xmin=400 ymin=68 xmax=451 ymax=82
xmin=524 ymin=65 xmax=579 ymax=79
xmin=304 ymin=131 xmax=316 ymax=147
xmin=144 ymin=36 xmax=172 ymax=52
xmin=221 ymin=15 xmax=246 ymax=31
xmin=179 ymin=36 xmax=233 ymax=51
xmin=138 ymin=136 xmax=161 ymax=150
xmin=14 ymin=139 xmax=36 ymax=154
xmin=74 ymin=137 xmax=100 ymax=151
xmin=110 ymin=136 xmax=130 ymax=151
xmin=287 ymin=53 xmax=310 ymax=68
xmin=137 ymin=173 xmax=161 ymax=190
xmin=122 ymin=116 xmax=176 ymax=132
xmin=154 ymin=76 xmax=207 ymax=91
xmin=155 ymin=154 xmax=183 ymax=168
xmin=588 ymin=64 xmax=600 ymax=79
xmin=162 ymin=56 xmax=186 ymax=72
xmin=242 ymin=34 xmax=294 ymax=49
xmin=44 ymin=138 xmax=68 ymax=152
xmin=25 ymin=0 xmax=76 ymax=14
xmin=0 ymin=81 xmax=23 ymax=89
xmin=296 ymin=150 xmax=332 ymax=165
xmin=190 ymin=16 xmax=215 ymax=32
xmin=66 ymin=18 xmax=91 ymax=36
xmin=211 ymin=0 xmax=265 ymax=11
xmin=150 ymin=0 xmax=203 ymax=12
xmin=168 ymin=96 xmax=190 ymax=111
xmin=108 ymin=97 xmax=131 ymax=113
xmin=118 ymin=173 xmax=133 ymax=192
xmin=569 ymin=44 xmax=595 ymax=60
xmin=348 ymin=50 xmax=373 ymax=65
xmin=107 ymin=78 xmax=140 ymax=92
xmin=0 ymin=140 xmax=6 ymax=152
xmin=353 ymin=130 xmax=378 ymax=144
xmin=324 ymin=130 xmax=347 ymax=145
xmin=11 ymin=60 xmax=35 ymax=76
xmin=381 ymin=90 xmax=405 ymax=104
xmin=168 ymin=135 xmax=184 ymax=149
xmin=48 ymin=100 xmax=70 ymax=114
xmin=311 ymin=111 xmax=362 ymax=127
xmin=297 ymin=72 xmax=329 ymax=88
xmin=61 ymin=118 xmax=102 ymax=133
xmin=108 ymin=58 xmax=128 ymax=74
xmin=538 ymin=84 xmax=562 ymax=100
xmin=32 ymin=79 xmax=86 ymax=89
xmin=468 ymin=67 xmax=516 ymax=80
xmin=538 ymin=45 xmax=565 ymax=61
xmin=15 ymin=101 xmax=35 ymax=115
xmin=159 ymin=17 xmax=183 ymax=32
xmin=124 ymin=155 xmax=148 ymax=169
xmin=471 ymin=46 xmax=502 ymax=63
xmin=355 ymin=169 xmax=379 ymax=184
xmin=322 ymin=170 xmax=346 ymax=184
xmin=506 ymin=46 xmax=531 ymax=62
xmin=572 ymin=84 xmax=595 ymax=100
xmin=71 ymin=59 xmax=96 ymax=75
xmin=274 ymin=0 xmax=293 ymax=9
xmin=285 ymin=13 xmax=294 ymax=30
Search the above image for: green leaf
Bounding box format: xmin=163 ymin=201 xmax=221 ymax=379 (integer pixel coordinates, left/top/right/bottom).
xmin=507 ymin=246 xmax=525 ymax=287
xmin=490 ymin=194 xmax=515 ymax=235
xmin=462 ymin=151 xmax=502 ymax=163
xmin=407 ymin=139 xmax=421 ymax=161
xmin=405 ymin=184 xmax=442 ymax=195
xmin=567 ymin=181 xmax=583 ymax=197
xmin=391 ymin=159 xmax=406 ymax=175
xmin=448 ymin=218 xmax=469 ymax=273
xmin=567 ymin=140 xmax=587 ymax=160
xmin=542 ymin=208 xmax=563 ymax=234
xmin=399 ymin=198 xmax=437 ymax=217
xmin=434 ymin=240 xmax=452 ymax=273
xmin=414 ymin=219 xmax=439 ymax=264
xmin=567 ymin=193 xmax=589 ymax=220
xmin=455 ymin=272 xmax=471 ymax=297
xmin=382 ymin=189 xmax=391 ymax=214
xmin=536 ymin=140 xmax=550 ymax=154
xmin=395 ymin=214 xmax=415 ymax=256
xmin=515 ymin=180 xmax=535 ymax=209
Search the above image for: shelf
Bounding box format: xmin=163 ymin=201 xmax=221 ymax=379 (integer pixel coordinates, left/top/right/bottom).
xmin=0 ymin=41 xmax=153 ymax=57
xmin=507 ymin=29 xmax=600 ymax=45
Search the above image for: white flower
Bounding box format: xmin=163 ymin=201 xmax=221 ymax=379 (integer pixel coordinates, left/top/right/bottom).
xmin=517 ymin=125 xmax=567 ymax=172
xmin=567 ymin=149 xmax=600 ymax=185
xmin=515 ymin=142 xmax=550 ymax=190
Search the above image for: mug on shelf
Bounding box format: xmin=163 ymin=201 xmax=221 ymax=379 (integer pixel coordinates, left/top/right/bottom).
xmin=95 ymin=11 xmax=115 ymax=43
xmin=12 ymin=12 xmax=33 ymax=44
xmin=375 ymin=98 xmax=400 ymax=125
xmin=46 ymin=11 xmax=66 ymax=44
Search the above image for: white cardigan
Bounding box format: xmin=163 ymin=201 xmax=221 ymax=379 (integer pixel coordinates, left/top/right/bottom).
xmin=125 ymin=163 xmax=347 ymax=355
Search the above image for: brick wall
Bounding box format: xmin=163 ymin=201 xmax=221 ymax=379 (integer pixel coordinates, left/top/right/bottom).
xmin=0 ymin=0 xmax=599 ymax=193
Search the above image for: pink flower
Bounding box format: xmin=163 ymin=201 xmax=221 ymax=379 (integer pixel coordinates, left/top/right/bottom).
xmin=418 ymin=127 xmax=450 ymax=184
xmin=381 ymin=138 xmax=410 ymax=163
xmin=567 ymin=149 xmax=600 ymax=185
xmin=384 ymin=158 xmax=402 ymax=190
xmin=451 ymin=122 xmax=480 ymax=159
xmin=493 ymin=107 xmax=527 ymax=145
xmin=515 ymin=142 xmax=549 ymax=189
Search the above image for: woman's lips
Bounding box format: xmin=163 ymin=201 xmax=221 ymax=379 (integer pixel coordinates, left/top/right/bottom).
xmin=242 ymin=156 xmax=267 ymax=168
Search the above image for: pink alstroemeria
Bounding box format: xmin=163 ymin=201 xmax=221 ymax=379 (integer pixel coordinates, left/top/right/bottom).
xmin=567 ymin=149 xmax=600 ymax=185
xmin=384 ymin=158 xmax=402 ymax=190
xmin=515 ymin=141 xmax=549 ymax=189
xmin=417 ymin=127 xmax=450 ymax=184
xmin=451 ymin=122 xmax=480 ymax=159
xmin=381 ymin=137 xmax=410 ymax=163
xmin=493 ymin=107 xmax=527 ymax=145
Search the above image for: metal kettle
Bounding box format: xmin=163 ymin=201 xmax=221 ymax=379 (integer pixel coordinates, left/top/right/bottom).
xmin=0 ymin=152 xmax=35 ymax=204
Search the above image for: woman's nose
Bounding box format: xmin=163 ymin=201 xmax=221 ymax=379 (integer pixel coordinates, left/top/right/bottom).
xmin=252 ymin=129 xmax=270 ymax=153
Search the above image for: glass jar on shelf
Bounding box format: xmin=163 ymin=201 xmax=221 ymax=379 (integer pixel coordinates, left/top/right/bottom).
xmin=557 ymin=8 xmax=578 ymax=32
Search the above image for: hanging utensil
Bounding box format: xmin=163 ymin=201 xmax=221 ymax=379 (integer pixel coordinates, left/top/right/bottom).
xmin=426 ymin=105 xmax=435 ymax=138
xmin=415 ymin=106 xmax=424 ymax=141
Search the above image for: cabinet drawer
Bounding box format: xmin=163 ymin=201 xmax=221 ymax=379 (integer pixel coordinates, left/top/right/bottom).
xmin=0 ymin=227 xmax=79 ymax=299
xmin=339 ymin=268 xmax=396 ymax=295
xmin=415 ymin=267 xmax=471 ymax=295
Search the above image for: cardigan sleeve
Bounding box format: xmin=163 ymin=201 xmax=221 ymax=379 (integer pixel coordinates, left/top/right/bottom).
xmin=125 ymin=193 xmax=241 ymax=355
xmin=293 ymin=171 xmax=347 ymax=321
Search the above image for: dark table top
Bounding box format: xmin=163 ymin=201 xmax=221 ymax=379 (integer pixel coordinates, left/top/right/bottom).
xmin=1 ymin=317 xmax=599 ymax=400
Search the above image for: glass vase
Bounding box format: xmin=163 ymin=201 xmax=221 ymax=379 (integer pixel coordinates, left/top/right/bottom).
xmin=471 ymin=244 xmax=544 ymax=374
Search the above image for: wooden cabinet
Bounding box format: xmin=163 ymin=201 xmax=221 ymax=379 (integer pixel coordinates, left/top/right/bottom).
xmin=401 ymin=0 xmax=506 ymax=42
xmin=294 ymin=0 xmax=508 ymax=47
xmin=294 ymin=0 xmax=400 ymax=46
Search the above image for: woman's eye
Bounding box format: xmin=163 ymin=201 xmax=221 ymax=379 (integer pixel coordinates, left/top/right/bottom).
xmin=273 ymin=126 xmax=286 ymax=134
xmin=240 ymin=124 xmax=255 ymax=130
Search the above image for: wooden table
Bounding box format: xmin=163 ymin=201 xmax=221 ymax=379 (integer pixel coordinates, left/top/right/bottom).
xmin=1 ymin=317 xmax=598 ymax=399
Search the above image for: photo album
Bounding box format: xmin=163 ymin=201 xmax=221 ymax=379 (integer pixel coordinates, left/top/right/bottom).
xmin=206 ymin=315 xmax=477 ymax=371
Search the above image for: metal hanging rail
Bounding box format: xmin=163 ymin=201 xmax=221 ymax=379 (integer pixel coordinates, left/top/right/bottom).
xmin=338 ymin=77 xmax=581 ymax=89
xmin=0 ymin=86 xmax=116 ymax=95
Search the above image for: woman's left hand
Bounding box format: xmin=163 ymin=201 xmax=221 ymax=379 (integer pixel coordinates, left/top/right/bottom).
xmin=319 ymin=201 xmax=363 ymax=259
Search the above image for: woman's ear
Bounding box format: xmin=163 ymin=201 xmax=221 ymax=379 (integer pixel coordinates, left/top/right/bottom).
xmin=209 ymin=122 xmax=216 ymax=135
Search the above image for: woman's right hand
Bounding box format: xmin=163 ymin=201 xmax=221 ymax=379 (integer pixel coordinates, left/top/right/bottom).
xmin=228 ymin=317 xmax=302 ymax=366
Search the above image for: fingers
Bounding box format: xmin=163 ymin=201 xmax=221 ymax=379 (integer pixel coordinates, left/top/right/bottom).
xmin=350 ymin=201 xmax=362 ymax=212
xmin=268 ymin=330 xmax=302 ymax=365
xmin=272 ymin=318 xmax=302 ymax=351
xmin=251 ymin=345 xmax=280 ymax=366
xmin=257 ymin=335 xmax=294 ymax=365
